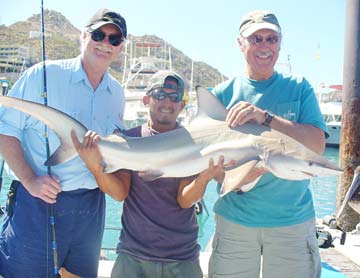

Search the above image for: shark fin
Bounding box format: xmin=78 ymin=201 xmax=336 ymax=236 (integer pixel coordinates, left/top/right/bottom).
xmin=45 ymin=145 xmax=78 ymax=166
xmin=220 ymin=160 xmax=260 ymax=197
xmin=190 ymin=86 xmax=228 ymax=125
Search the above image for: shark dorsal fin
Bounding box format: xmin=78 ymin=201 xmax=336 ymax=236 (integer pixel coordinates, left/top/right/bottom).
xmin=192 ymin=86 xmax=228 ymax=123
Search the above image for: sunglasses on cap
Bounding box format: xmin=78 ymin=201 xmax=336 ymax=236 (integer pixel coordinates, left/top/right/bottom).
xmin=149 ymin=89 xmax=183 ymax=103
xmin=246 ymin=34 xmax=280 ymax=45
xmin=90 ymin=29 xmax=124 ymax=46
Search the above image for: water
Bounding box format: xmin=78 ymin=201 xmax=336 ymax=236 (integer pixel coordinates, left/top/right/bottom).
xmin=0 ymin=147 xmax=340 ymax=260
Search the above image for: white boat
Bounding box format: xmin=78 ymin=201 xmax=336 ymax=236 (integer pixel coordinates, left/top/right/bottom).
xmin=121 ymin=40 xmax=173 ymax=128
xmin=320 ymin=101 xmax=341 ymax=147
xmin=317 ymin=84 xmax=342 ymax=147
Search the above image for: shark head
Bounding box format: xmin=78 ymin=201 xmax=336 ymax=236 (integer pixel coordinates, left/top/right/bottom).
xmin=266 ymin=155 xmax=343 ymax=180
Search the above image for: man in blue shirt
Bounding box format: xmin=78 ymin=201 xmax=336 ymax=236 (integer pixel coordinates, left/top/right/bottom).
xmin=0 ymin=9 xmax=127 ymax=278
xmin=208 ymin=10 xmax=327 ymax=278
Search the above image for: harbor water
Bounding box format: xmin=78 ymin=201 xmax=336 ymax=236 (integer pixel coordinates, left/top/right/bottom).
xmin=0 ymin=147 xmax=340 ymax=260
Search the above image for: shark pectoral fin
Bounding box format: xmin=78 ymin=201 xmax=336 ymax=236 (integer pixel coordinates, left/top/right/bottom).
xmin=45 ymin=146 xmax=77 ymax=166
xmin=220 ymin=160 xmax=259 ymax=197
xmin=138 ymin=170 xmax=164 ymax=182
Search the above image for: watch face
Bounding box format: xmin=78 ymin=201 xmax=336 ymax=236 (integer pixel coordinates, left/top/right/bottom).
xmin=264 ymin=111 xmax=274 ymax=127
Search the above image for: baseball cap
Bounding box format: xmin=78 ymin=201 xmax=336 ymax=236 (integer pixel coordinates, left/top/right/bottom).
xmin=146 ymin=70 xmax=185 ymax=97
xmin=86 ymin=9 xmax=127 ymax=38
xmin=239 ymin=10 xmax=281 ymax=38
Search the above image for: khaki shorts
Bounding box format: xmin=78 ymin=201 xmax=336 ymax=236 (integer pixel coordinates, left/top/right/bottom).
xmin=111 ymin=252 xmax=203 ymax=278
xmin=209 ymin=215 xmax=321 ymax=278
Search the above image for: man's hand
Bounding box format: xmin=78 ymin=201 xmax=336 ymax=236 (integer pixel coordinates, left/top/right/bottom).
xmin=200 ymin=156 xmax=236 ymax=183
xmin=226 ymin=101 xmax=266 ymax=127
xmin=24 ymin=175 xmax=61 ymax=204
xmin=71 ymin=130 xmax=104 ymax=173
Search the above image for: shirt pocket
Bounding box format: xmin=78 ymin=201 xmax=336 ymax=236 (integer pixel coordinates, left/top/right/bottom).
xmin=275 ymin=101 xmax=300 ymax=122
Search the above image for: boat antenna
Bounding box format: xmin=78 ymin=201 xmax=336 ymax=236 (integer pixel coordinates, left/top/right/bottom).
xmin=287 ymin=54 xmax=292 ymax=74
xmin=40 ymin=1 xmax=60 ymax=277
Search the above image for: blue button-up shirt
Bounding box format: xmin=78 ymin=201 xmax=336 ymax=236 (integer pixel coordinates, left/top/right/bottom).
xmin=0 ymin=56 xmax=125 ymax=191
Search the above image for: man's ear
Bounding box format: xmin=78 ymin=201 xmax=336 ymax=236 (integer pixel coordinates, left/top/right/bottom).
xmin=118 ymin=43 xmax=125 ymax=52
xmin=143 ymin=95 xmax=150 ymax=106
xmin=180 ymin=100 xmax=186 ymax=110
xmin=81 ymin=30 xmax=88 ymax=41
xmin=237 ymin=36 xmax=245 ymax=52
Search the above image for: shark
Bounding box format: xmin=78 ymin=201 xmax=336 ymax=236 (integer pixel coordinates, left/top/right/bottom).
xmin=0 ymin=86 xmax=343 ymax=196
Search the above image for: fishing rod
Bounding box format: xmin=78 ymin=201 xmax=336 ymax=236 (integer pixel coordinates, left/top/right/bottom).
xmin=0 ymin=160 xmax=4 ymax=216
xmin=0 ymin=160 xmax=4 ymax=194
xmin=40 ymin=1 xmax=60 ymax=277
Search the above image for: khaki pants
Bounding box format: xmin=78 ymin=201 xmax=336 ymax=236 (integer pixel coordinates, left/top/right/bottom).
xmin=209 ymin=215 xmax=321 ymax=278
xmin=111 ymin=252 xmax=203 ymax=278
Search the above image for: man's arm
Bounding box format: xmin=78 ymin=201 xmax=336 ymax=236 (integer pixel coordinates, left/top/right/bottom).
xmin=177 ymin=156 xmax=231 ymax=208
xmin=0 ymin=134 xmax=61 ymax=203
xmin=268 ymin=115 xmax=325 ymax=154
xmin=226 ymin=102 xmax=325 ymax=154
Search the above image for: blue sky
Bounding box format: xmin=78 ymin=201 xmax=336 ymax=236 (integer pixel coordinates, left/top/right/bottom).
xmin=1 ymin=0 xmax=345 ymax=88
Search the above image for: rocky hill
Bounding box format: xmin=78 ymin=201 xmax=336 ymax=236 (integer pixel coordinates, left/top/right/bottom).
xmin=0 ymin=10 xmax=226 ymax=89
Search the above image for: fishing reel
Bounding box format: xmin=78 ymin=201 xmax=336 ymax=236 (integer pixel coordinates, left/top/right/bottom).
xmin=316 ymin=215 xmax=346 ymax=248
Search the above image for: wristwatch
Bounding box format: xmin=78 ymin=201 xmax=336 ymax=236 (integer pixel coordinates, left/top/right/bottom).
xmin=263 ymin=111 xmax=274 ymax=127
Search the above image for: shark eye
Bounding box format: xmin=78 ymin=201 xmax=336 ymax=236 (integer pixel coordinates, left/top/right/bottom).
xmin=308 ymin=161 xmax=313 ymax=166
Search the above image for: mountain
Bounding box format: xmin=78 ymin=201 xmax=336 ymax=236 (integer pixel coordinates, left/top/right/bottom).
xmin=0 ymin=10 xmax=227 ymax=89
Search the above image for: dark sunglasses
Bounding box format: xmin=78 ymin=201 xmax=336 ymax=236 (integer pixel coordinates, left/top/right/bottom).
xmin=90 ymin=29 xmax=124 ymax=47
xmin=247 ymin=35 xmax=280 ymax=45
xmin=149 ymin=89 xmax=182 ymax=103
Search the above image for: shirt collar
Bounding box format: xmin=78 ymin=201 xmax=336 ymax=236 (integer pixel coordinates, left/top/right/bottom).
xmin=71 ymin=56 xmax=115 ymax=95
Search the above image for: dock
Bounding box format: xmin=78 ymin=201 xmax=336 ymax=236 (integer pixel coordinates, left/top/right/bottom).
xmin=320 ymin=230 xmax=360 ymax=278
xmin=320 ymin=248 xmax=360 ymax=278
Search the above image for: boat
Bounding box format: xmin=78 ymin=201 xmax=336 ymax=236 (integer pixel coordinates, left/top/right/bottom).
xmin=317 ymin=84 xmax=342 ymax=147
xmin=320 ymin=101 xmax=342 ymax=147
xmin=121 ymin=40 xmax=173 ymax=128
xmin=0 ymin=78 xmax=11 ymax=95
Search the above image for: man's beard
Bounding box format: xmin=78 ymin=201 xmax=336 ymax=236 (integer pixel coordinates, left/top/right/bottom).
xmin=155 ymin=118 xmax=172 ymax=126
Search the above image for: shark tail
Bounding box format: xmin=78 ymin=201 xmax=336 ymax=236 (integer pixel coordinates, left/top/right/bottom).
xmin=0 ymin=96 xmax=88 ymax=166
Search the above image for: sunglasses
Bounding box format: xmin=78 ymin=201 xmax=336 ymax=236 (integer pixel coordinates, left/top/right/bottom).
xmin=90 ymin=29 xmax=124 ymax=47
xmin=149 ymin=89 xmax=183 ymax=103
xmin=247 ymin=35 xmax=280 ymax=45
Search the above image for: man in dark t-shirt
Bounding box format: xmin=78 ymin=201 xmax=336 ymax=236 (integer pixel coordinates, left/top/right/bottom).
xmin=73 ymin=70 xmax=225 ymax=278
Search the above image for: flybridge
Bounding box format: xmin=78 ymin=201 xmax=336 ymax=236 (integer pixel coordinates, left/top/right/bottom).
xmin=134 ymin=42 xmax=162 ymax=48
